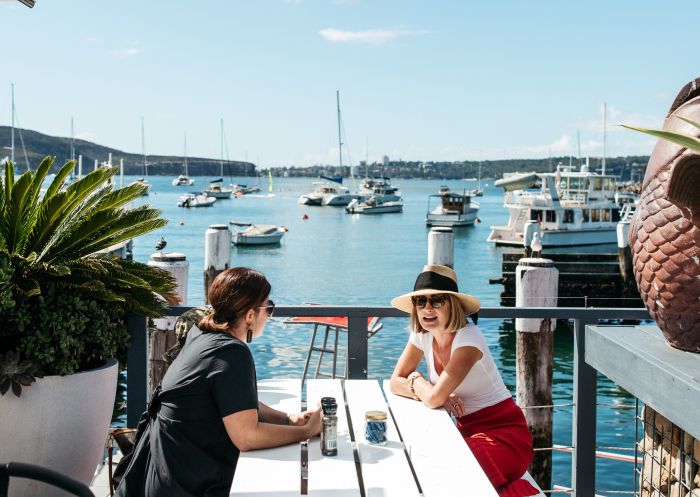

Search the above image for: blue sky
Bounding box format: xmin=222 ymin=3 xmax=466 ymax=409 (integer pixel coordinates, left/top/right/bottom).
xmin=1 ymin=0 xmax=697 ymax=167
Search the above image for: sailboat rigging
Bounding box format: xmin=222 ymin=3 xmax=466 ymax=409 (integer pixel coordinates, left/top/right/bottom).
xmin=172 ymin=132 xmax=194 ymax=186
xmin=204 ymin=118 xmax=232 ymax=199
xmin=130 ymin=116 xmax=150 ymax=195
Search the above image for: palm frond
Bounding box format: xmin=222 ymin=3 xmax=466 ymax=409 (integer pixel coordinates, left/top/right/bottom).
xmin=676 ymin=115 xmax=700 ymax=132
xmin=43 ymin=159 xmax=76 ymax=199
xmin=622 ymin=124 xmax=700 ymax=154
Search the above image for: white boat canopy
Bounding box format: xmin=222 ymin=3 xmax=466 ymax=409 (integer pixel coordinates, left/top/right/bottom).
xmin=494 ymin=172 xmax=539 ymax=191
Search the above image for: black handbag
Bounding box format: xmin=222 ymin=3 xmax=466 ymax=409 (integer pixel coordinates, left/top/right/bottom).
xmin=112 ymin=385 xmax=162 ymax=497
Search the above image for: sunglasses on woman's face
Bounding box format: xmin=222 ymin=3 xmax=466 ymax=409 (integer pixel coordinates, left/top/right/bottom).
xmin=259 ymin=299 xmax=275 ymax=317
xmin=411 ymin=294 xmax=448 ymax=309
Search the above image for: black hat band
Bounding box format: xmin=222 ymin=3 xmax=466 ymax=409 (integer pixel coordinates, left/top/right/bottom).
xmin=413 ymin=271 xmax=459 ymax=293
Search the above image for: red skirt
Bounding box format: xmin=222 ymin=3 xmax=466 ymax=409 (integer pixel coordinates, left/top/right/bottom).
xmin=456 ymin=398 xmax=538 ymax=497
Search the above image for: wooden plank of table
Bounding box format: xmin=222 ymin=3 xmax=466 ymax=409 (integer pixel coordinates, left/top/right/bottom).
xmin=382 ymin=380 xmax=498 ymax=497
xmin=306 ymin=379 xmax=361 ymax=496
xmin=230 ymin=378 xmax=302 ymax=497
xmin=344 ymin=380 xmax=421 ymax=497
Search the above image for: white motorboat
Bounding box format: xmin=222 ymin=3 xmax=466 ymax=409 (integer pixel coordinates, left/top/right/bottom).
xmin=357 ymin=177 xmax=402 ymax=202
xmin=346 ymin=196 xmax=403 ymax=214
xmin=204 ymin=178 xmax=233 ymax=199
xmin=426 ymin=186 xmax=480 ymax=227
xmin=172 ymin=133 xmax=194 ymax=186
xmin=298 ymin=181 xmax=353 ymax=206
xmin=231 ymin=223 xmax=286 ymax=245
xmin=487 ymin=161 xmax=623 ymax=247
xmin=177 ymin=192 xmax=216 ymax=208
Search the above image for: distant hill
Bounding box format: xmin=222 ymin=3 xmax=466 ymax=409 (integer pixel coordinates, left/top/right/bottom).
xmin=0 ymin=126 xmax=257 ymax=177
xmin=0 ymin=125 xmax=649 ymax=182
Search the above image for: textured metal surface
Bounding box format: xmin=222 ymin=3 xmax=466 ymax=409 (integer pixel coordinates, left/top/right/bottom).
xmin=629 ymin=79 xmax=700 ymax=352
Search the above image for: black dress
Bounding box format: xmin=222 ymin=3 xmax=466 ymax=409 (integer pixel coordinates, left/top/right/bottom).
xmin=143 ymin=326 xmax=258 ymax=497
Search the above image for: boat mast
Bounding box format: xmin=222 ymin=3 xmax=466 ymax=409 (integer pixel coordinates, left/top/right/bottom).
xmin=220 ymin=118 xmax=224 ymax=177
xmin=602 ymin=102 xmax=607 ymax=175
xmin=10 ymin=83 xmax=15 ymax=164
xmin=70 ymin=116 xmax=75 ymax=162
xmin=141 ymin=116 xmax=147 ymax=177
xmin=336 ymin=90 xmax=343 ymax=172
xmin=184 ymin=132 xmax=188 ymax=176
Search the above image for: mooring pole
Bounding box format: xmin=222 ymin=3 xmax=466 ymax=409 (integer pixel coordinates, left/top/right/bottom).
xmin=147 ymin=252 xmax=189 ymax=392
xmin=515 ymin=257 xmax=558 ymax=491
xmin=427 ymin=227 xmax=454 ymax=268
xmin=204 ymin=224 xmax=231 ymax=303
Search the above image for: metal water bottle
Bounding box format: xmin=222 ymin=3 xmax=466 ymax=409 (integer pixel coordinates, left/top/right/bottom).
xmin=320 ymin=397 xmax=338 ymax=456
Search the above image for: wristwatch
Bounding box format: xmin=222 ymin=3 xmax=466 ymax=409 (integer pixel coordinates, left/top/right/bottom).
xmin=408 ymin=372 xmax=421 ymax=400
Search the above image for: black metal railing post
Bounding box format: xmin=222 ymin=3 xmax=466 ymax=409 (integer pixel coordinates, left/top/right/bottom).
xmin=572 ymin=318 xmax=597 ymax=497
xmin=126 ymin=312 xmax=149 ymax=427
xmin=347 ymin=310 xmax=369 ymax=379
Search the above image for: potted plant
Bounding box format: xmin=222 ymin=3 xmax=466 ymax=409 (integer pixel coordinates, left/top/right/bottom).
xmin=0 ymin=157 xmax=177 ymax=496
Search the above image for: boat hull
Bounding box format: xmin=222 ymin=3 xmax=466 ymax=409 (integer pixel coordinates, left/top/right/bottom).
xmin=298 ymin=194 xmax=323 ymax=205
xmin=348 ymin=205 xmax=402 ymax=214
xmin=233 ymin=232 xmax=284 ymax=245
xmin=426 ymin=213 xmax=477 ymax=227
xmin=487 ymin=226 xmax=617 ymax=247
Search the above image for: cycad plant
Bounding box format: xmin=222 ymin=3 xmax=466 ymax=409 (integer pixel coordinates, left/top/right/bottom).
xmin=0 ymin=157 xmax=177 ymax=396
xmin=623 ymin=116 xmax=700 ymax=153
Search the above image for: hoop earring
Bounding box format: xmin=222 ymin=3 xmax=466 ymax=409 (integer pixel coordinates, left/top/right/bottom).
xmin=246 ymin=328 xmax=253 ymax=343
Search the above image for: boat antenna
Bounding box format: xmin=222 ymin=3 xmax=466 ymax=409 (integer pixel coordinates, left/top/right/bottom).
xmin=184 ymin=132 xmax=188 ymax=176
xmin=365 ymin=136 xmax=369 ymax=178
xmin=548 ymin=145 xmax=552 ymax=172
xmin=577 ymin=129 xmax=581 ymax=166
xmin=602 ymin=102 xmax=607 ymax=175
xmin=336 ymin=90 xmax=344 ymax=174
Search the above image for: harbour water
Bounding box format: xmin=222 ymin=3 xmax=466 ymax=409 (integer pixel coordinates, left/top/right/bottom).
xmin=128 ymin=174 xmax=639 ymax=492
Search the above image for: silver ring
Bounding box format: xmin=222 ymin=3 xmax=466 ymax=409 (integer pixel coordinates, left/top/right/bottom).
xmin=453 ymin=403 xmax=459 ymax=409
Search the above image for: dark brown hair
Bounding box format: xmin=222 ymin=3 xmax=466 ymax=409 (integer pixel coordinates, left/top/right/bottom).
xmin=198 ymin=267 xmax=271 ymax=333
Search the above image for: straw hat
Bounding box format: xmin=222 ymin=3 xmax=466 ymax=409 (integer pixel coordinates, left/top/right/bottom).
xmin=391 ymin=264 xmax=480 ymax=315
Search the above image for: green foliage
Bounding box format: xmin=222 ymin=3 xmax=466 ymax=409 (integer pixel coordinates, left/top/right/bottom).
xmin=623 ymin=117 xmax=700 ymax=154
xmin=0 ymin=157 xmax=178 ymax=396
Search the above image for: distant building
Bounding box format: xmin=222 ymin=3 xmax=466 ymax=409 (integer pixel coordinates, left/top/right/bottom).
xmin=382 ymin=155 xmax=389 ymax=166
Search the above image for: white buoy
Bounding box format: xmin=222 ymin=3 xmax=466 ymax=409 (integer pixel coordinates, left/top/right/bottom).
xmin=515 ymin=256 xmax=558 ymax=489
xmin=427 ymin=227 xmax=454 ymax=268
xmin=147 ymin=251 xmax=189 ymax=390
xmin=204 ymin=224 xmax=231 ymax=303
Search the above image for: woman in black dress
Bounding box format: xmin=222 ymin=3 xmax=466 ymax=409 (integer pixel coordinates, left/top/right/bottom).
xmin=118 ymin=267 xmax=321 ymax=497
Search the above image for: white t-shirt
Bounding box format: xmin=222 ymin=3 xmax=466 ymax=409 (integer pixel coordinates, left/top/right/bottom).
xmin=409 ymin=324 xmax=511 ymax=415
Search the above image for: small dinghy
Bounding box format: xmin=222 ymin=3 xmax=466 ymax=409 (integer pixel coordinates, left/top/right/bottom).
xmin=230 ymin=222 xmax=287 ymax=245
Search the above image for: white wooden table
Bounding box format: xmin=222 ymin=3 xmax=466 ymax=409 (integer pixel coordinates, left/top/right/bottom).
xmin=231 ymin=379 xmax=542 ymax=496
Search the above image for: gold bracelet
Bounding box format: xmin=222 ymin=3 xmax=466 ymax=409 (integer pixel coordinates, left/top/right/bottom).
xmin=408 ymin=373 xmax=420 ymax=400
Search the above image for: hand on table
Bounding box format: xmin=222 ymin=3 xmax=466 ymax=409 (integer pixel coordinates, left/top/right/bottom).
xmin=443 ymin=394 xmax=464 ymax=418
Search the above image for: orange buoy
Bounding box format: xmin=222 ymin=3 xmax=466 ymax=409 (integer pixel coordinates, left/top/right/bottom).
xmin=302 ymin=214 xmax=309 ymax=220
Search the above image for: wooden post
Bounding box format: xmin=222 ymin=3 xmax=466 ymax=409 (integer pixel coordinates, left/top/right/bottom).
xmin=616 ymin=217 xmax=633 ymax=284
xmin=515 ymin=257 xmax=558 ymax=491
xmin=204 ymin=224 xmax=230 ymax=304
xmin=427 ymin=227 xmax=454 ymax=268
xmin=147 ymin=252 xmax=189 ymax=391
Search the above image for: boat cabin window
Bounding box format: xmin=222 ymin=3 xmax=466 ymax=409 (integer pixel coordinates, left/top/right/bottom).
xmin=563 ymin=209 xmax=574 ymax=223
xmin=531 ymin=209 xmax=543 ymax=222
xmin=545 ymin=210 xmax=556 ymax=223
xmin=604 ymin=177 xmax=615 ymax=191
xmin=582 ymin=209 xmax=590 ymax=222
xmin=592 ymin=177 xmax=603 ymax=190
xmin=603 ymin=209 xmax=611 ymax=222
xmin=569 ymin=177 xmax=581 ymax=190
xmin=612 ymin=208 xmax=621 ymax=222
xmin=591 ymin=209 xmax=601 ymax=222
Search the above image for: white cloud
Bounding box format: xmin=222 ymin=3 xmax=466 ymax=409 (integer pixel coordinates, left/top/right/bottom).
xmin=319 ymin=27 xmax=428 ymax=45
xmin=113 ymin=46 xmax=142 ymax=59
xmin=578 ymin=104 xmax=662 ymax=135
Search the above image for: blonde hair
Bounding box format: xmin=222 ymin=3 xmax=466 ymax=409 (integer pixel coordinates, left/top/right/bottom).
xmin=410 ymin=294 xmax=466 ymax=334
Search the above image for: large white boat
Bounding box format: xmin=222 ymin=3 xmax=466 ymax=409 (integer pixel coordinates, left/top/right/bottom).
xmin=298 ymin=181 xmax=354 ymax=206
xmin=357 ymin=177 xmax=402 ymax=202
xmin=426 ymin=186 xmax=479 ymax=227
xmin=345 ymin=196 xmax=403 ymax=214
xmin=487 ymin=163 xmax=623 ymax=247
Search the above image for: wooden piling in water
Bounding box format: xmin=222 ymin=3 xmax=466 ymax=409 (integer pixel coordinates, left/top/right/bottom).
xmin=147 ymin=252 xmax=189 ymax=392
xmin=204 ymin=224 xmax=230 ymax=303
xmin=427 ymin=227 xmax=454 ymax=268
xmin=515 ymin=257 xmax=558 ymax=491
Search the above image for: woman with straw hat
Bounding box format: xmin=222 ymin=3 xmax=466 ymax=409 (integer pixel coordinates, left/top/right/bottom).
xmin=390 ymin=264 xmax=537 ymax=497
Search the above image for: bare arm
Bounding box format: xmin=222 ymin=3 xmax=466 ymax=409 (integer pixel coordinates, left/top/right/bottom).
xmin=390 ymin=341 xmax=424 ymax=398
xmin=223 ymin=407 xmax=322 ymax=452
xmin=258 ymin=401 xmax=317 ymax=426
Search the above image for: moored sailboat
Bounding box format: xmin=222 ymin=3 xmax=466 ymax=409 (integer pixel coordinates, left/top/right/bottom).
xmin=172 ymin=133 xmax=194 ymax=186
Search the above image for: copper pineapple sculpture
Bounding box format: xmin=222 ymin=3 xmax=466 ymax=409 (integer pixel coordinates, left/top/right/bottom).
xmin=629 ymin=78 xmax=700 ymax=352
